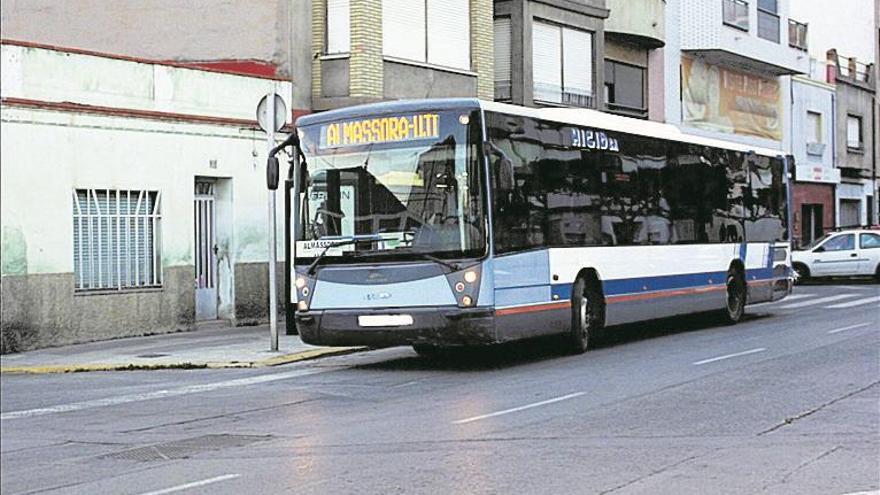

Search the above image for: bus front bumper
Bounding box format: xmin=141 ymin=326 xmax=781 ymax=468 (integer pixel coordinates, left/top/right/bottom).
xmin=295 ymin=306 xmax=497 ymax=347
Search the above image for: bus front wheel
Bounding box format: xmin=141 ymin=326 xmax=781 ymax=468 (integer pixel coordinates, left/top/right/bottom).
xmin=567 ymin=277 xmax=604 ymax=354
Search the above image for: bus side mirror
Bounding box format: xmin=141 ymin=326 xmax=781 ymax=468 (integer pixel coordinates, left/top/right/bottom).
xmin=267 ymin=156 xmax=280 ymax=190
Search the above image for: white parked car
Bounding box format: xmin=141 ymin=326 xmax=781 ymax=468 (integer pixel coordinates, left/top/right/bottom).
xmin=791 ymin=228 xmax=880 ymax=283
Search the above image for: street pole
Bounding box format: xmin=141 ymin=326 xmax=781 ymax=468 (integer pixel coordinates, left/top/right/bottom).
xmin=267 ymin=92 xmax=279 ymax=352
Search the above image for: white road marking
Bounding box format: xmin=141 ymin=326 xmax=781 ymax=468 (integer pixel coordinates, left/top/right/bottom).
xmin=776 ymin=294 xmax=812 ymax=302
xmin=0 ymin=368 xmax=325 ymax=420
xmin=693 ymin=348 xmax=766 ymax=366
xmin=825 ymin=296 xmax=880 ymax=309
xmin=749 ymin=293 xmax=813 ymax=308
xmin=137 ymin=474 xmax=241 ymax=495
xmin=828 ymin=322 xmax=873 ymax=334
xmin=777 ymin=294 xmax=856 ymax=309
xmin=452 ymin=392 xmax=585 ymax=424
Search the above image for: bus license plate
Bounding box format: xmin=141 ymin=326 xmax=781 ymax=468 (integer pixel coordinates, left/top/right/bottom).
xmin=358 ymin=314 xmax=414 ymax=327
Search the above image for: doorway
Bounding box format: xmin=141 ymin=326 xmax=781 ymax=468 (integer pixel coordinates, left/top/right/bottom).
xmin=194 ymin=180 xmax=218 ymax=320
xmin=800 ymin=203 xmax=823 ymax=247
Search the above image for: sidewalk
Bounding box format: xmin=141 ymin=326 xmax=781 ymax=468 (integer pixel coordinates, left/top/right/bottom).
xmin=0 ymin=323 xmax=365 ymax=374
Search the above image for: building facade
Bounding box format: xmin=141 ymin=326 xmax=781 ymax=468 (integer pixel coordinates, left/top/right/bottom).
xmin=311 ymin=0 xmax=494 ymax=111
xmin=603 ymin=0 xmax=665 ymax=120
xmin=0 ymin=0 xmax=314 ymax=113
xmin=664 ymin=0 xmax=808 ymax=151
xmin=789 ymin=76 xmax=839 ymax=247
xmin=827 ymin=49 xmax=876 ymax=228
xmin=493 ymin=0 xmax=608 ymax=109
xmin=1 ymin=42 xmax=291 ymax=351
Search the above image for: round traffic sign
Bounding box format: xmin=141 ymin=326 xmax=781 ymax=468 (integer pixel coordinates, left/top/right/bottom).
xmin=256 ymin=93 xmax=287 ymax=132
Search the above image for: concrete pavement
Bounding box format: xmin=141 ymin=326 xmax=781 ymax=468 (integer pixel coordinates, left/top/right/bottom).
xmin=1 ymin=283 xmax=878 ymax=494
xmin=0 ymin=323 xmax=364 ymax=373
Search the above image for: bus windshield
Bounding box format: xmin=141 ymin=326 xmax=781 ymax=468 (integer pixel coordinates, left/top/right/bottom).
xmin=295 ymin=110 xmax=486 ymax=263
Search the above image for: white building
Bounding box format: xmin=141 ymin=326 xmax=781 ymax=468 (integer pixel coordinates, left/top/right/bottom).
xmin=790 ymin=0 xmax=877 ymax=228
xmin=664 ymin=0 xmax=810 ymax=152
xmin=1 ymin=41 xmax=292 ymax=351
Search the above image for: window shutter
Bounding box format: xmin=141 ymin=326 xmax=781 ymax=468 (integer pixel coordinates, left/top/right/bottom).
xmin=494 ymin=18 xmax=511 ymax=100
xmin=846 ymin=116 xmax=860 ymax=148
xmin=427 ymin=0 xmax=470 ymax=69
xmin=562 ymin=28 xmax=593 ymax=102
xmin=532 ymin=22 xmax=562 ymax=103
xmin=383 ymin=0 xmax=426 ymax=62
xmin=326 ymin=0 xmax=350 ymax=54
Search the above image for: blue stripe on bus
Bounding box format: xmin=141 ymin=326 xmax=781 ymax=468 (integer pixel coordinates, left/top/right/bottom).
xmin=549 ymin=268 xmax=776 ymax=301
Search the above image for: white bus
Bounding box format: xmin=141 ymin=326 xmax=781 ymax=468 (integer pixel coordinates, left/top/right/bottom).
xmin=286 ymin=99 xmax=792 ymax=354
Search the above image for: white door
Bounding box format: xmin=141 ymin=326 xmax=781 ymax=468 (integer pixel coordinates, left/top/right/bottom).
xmin=858 ymin=232 xmax=880 ymax=275
xmin=810 ymin=233 xmax=859 ymax=276
xmin=194 ymin=180 xmax=218 ymax=320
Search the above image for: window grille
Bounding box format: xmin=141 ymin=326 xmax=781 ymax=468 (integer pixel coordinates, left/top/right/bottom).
xmin=72 ymin=189 xmax=162 ymax=291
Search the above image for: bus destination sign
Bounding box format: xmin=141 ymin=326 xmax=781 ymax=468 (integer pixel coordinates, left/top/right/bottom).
xmin=321 ymin=113 xmax=440 ymax=149
xmin=571 ymin=127 xmax=620 ymax=152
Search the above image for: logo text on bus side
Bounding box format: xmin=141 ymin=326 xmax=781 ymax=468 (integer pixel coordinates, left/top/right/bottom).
xmin=571 ymin=128 xmax=620 ymax=152
xmin=321 ymin=113 xmax=440 ymax=148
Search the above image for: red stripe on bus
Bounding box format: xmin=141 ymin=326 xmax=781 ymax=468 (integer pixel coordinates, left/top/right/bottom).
xmin=606 ymin=285 xmax=726 ymax=304
xmin=495 ymin=301 xmax=571 ymax=316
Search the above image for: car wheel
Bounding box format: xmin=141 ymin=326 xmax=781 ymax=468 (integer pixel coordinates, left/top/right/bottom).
xmin=722 ymin=268 xmax=746 ymax=324
xmin=874 ymin=264 xmax=880 ymax=283
xmin=567 ymin=277 xmax=604 ymax=354
xmin=792 ymin=263 xmax=810 ymax=284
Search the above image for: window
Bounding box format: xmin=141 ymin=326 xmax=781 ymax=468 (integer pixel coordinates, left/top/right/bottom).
xmin=860 ymin=233 xmax=880 ymax=249
xmin=494 ymin=18 xmax=512 ymax=101
xmin=846 ymin=115 xmax=863 ymax=150
xmin=532 ymin=21 xmax=593 ymax=107
xmin=72 ymin=189 xmax=162 ymax=291
xmin=819 ymin=234 xmax=854 ymax=251
xmin=722 ymin=0 xmax=749 ymax=31
xmin=382 ymin=0 xmax=470 ymax=70
xmin=605 ymin=60 xmax=646 ymax=116
xmin=757 ymin=0 xmax=780 ymax=43
xmin=485 ymin=112 xmax=758 ymax=253
xmin=806 ymin=111 xmax=822 ymax=144
xmin=326 ymin=0 xmax=350 ymax=54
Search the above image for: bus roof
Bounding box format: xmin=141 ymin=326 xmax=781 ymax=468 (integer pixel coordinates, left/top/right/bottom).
xmin=296 ymin=98 xmax=784 ymax=159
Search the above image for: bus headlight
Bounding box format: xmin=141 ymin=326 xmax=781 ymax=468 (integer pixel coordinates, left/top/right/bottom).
xmin=298 ymin=301 xmax=309 ymax=311
xmin=295 ymin=277 xmax=307 ymax=289
xmin=463 ymin=270 xmax=478 ymax=284
xmin=461 ymin=295 xmax=473 ymax=307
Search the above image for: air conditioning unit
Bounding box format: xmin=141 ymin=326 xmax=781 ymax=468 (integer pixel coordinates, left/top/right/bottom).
xmin=806 ymin=142 xmax=825 ymax=156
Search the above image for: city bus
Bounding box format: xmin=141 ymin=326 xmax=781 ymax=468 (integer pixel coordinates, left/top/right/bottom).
xmin=285 ymin=98 xmax=792 ymax=354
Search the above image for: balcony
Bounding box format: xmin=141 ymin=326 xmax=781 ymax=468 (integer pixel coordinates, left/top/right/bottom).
xmin=679 ymin=0 xmax=809 ymax=75
xmin=605 ymin=0 xmax=665 ymax=48
xmin=827 ymin=49 xmax=875 ymax=90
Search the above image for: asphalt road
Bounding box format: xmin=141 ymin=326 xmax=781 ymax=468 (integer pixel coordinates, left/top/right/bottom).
xmin=2 ymin=283 xmax=878 ymax=495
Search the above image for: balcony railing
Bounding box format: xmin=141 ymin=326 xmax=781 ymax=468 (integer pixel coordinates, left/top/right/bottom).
xmin=722 ymin=0 xmax=749 ymax=31
xmin=788 ymin=19 xmax=808 ymax=51
xmin=757 ymin=8 xmax=780 ymax=43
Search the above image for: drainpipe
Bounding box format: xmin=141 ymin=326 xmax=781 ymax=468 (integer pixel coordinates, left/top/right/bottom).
xmin=831 ymin=92 xmax=838 ymax=229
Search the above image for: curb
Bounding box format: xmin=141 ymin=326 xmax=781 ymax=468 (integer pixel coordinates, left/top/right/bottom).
xmin=0 ymin=346 xmax=367 ymax=374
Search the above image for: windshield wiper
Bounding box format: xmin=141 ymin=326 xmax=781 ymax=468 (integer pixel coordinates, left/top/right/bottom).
xmin=306 ymin=239 xmax=362 ymax=275
xmin=359 ymin=246 xmax=460 ymax=272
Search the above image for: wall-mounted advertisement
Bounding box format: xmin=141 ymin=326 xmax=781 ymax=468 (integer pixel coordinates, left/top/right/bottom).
xmin=681 ymin=56 xmax=782 ymax=141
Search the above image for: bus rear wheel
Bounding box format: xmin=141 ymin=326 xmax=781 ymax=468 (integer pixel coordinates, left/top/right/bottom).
xmin=722 ymin=268 xmax=746 ymax=324
xmin=567 ymin=277 xmax=603 ymax=354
